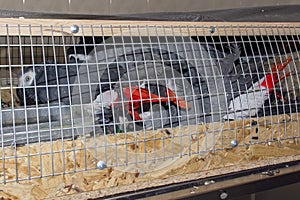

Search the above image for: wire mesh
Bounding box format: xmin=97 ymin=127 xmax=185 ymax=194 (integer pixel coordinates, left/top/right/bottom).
xmin=0 ymin=24 xmax=300 ymax=183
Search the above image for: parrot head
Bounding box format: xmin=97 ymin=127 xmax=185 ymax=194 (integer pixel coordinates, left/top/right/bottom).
xmin=17 ymin=67 xmax=37 ymax=105
xmin=18 ymin=67 xmax=36 ymax=87
xmin=16 ymin=61 xmax=55 ymax=105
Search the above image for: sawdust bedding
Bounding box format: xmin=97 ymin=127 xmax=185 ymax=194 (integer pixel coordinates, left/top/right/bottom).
xmin=0 ymin=113 xmax=298 ymax=199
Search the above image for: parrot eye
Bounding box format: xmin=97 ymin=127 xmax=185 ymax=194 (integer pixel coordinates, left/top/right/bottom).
xmin=69 ymin=55 xmax=76 ymax=62
xmin=25 ymin=75 xmax=31 ymax=82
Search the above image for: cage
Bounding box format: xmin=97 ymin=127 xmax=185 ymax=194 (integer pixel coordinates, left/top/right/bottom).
xmin=0 ymin=17 xmax=299 ymax=199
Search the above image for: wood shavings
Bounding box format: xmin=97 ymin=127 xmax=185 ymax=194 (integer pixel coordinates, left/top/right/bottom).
xmin=0 ymin=114 xmax=299 ymax=199
xmin=1 ymin=86 xmax=20 ymax=108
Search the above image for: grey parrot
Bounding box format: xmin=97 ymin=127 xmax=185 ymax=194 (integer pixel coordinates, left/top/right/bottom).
xmin=17 ymin=61 xmax=78 ymax=106
xmin=66 ymin=35 xmax=294 ymax=134
xmin=112 ymin=61 xmax=195 ymax=132
xmin=216 ymin=46 xmax=292 ymax=120
xmin=91 ymin=46 xmax=206 ymax=132
xmin=76 ymin=37 xmax=266 ymax=132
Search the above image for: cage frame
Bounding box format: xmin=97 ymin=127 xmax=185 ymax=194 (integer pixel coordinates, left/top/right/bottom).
xmin=0 ymin=18 xmax=299 ymax=199
xmin=0 ymin=18 xmax=300 ymax=36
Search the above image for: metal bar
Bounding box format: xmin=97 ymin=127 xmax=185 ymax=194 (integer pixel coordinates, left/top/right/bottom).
xmin=93 ymin=161 xmax=300 ymax=200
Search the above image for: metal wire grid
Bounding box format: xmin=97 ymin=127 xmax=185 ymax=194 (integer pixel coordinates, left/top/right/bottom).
xmin=0 ymin=24 xmax=299 ymax=183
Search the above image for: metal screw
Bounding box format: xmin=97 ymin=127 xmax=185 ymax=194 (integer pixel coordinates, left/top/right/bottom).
xmin=220 ymin=191 xmax=228 ymax=199
xmin=70 ymin=25 xmax=79 ymax=34
xmin=204 ymin=180 xmax=215 ymax=185
xmin=262 ymin=170 xmax=275 ymax=176
xmin=231 ymin=140 xmax=238 ymax=148
xmin=96 ymin=160 xmax=107 ymax=170
xmin=209 ymin=26 xmax=215 ymax=34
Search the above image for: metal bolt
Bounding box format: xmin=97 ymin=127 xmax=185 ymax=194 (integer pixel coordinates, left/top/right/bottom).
xmin=204 ymin=180 xmax=215 ymax=185
xmin=96 ymin=160 xmax=107 ymax=170
xmin=209 ymin=26 xmax=215 ymax=34
xmin=70 ymin=25 xmax=79 ymax=34
xmin=262 ymin=170 xmax=275 ymax=176
xmin=231 ymin=140 xmax=238 ymax=147
xmin=220 ymin=191 xmax=228 ymax=199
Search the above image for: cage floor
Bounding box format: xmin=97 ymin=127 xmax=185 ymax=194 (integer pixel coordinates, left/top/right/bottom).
xmin=0 ymin=113 xmax=299 ymax=199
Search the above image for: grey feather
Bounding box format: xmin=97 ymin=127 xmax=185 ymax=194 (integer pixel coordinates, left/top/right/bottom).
xmin=17 ymin=61 xmax=78 ymax=106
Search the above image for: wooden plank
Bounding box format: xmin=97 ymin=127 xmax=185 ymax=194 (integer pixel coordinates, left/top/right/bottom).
xmin=0 ymin=18 xmax=299 ymax=36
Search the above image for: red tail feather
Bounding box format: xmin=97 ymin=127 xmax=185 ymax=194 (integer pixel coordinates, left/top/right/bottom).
xmin=123 ymin=86 xmax=191 ymax=120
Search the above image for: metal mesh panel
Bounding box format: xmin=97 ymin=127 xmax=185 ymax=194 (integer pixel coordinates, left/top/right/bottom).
xmin=0 ymin=24 xmax=299 ymax=183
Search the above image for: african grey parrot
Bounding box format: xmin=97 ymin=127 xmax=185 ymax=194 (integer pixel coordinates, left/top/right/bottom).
xmin=111 ymin=61 xmax=195 ymax=132
xmin=70 ymin=37 xmax=215 ymax=131
xmin=17 ymin=61 xmax=78 ymax=106
xmin=217 ymin=46 xmax=292 ymax=120
xmin=15 ymin=61 xmax=88 ymax=128
xmin=74 ymin=36 xmax=275 ymax=132
xmin=90 ymin=45 xmax=206 ymax=132
xmin=216 ymin=45 xmax=265 ymax=119
xmin=19 ymin=35 xmax=291 ymax=135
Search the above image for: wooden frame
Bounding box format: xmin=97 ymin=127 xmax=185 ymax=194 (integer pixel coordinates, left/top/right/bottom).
xmin=0 ymin=19 xmax=300 ymax=36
